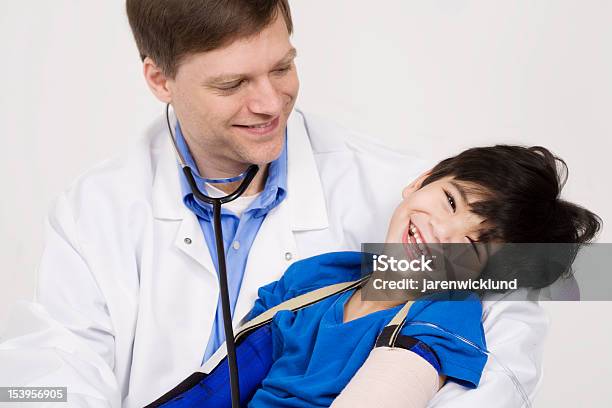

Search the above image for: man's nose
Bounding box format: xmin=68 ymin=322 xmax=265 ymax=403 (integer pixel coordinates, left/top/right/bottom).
xmin=247 ymin=79 xmax=283 ymax=116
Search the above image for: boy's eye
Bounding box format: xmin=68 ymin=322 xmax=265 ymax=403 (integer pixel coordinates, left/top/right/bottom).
xmin=444 ymin=189 xmax=456 ymax=212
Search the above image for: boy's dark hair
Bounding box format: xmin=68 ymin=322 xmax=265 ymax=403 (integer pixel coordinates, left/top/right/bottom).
xmin=126 ymin=0 xmax=293 ymax=78
xmin=422 ymin=145 xmax=602 ymax=289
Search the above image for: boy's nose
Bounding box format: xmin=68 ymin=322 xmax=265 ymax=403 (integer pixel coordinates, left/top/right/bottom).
xmin=430 ymin=216 xmax=463 ymax=243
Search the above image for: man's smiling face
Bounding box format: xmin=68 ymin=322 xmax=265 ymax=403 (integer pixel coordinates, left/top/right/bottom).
xmin=166 ymin=12 xmax=299 ymax=175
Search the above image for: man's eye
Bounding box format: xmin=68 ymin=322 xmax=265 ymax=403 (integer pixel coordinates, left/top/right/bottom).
xmin=273 ymin=66 xmax=291 ymax=75
xmin=219 ymin=80 xmax=246 ymax=91
xmin=443 ymin=189 xmax=456 ymax=212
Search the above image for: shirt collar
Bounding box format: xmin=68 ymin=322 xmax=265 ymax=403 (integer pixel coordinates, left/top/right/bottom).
xmin=174 ymin=122 xmax=287 ymax=218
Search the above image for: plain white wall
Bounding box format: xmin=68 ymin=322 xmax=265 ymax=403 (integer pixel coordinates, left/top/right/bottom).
xmin=0 ymin=1 xmax=610 ymax=406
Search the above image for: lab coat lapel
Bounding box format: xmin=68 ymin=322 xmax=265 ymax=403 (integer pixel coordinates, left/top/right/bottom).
xmin=152 ymin=124 xmax=217 ymax=278
xmin=233 ymin=203 xmax=296 ymax=326
xmin=285 ymin=109 xmax=329 ymax=232
xmin=233 ymin=110 xmax=329 ymax=324
xmin=173 ymin=209 xmax=216 ymax=276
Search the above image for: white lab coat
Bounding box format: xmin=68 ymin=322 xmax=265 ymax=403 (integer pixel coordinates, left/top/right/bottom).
xmin=0 ymin=109 xmax=547 ymax=407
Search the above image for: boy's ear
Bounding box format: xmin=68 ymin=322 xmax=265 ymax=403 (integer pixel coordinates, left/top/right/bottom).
xmin=402 ymin=170 xmax=432 ymax=198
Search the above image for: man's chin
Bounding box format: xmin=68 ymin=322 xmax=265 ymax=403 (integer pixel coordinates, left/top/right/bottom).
xmin=249 ymin=144 xmax=285 ymax=166
xmin=232 ymin=136 xmax=284 ymax=167
xmin=230 ymin=128 xmax=285 ymax=163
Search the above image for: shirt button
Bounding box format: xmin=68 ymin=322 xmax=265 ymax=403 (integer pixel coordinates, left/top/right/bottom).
xmin=232 ymin=240 xmax=240 ymax=250
xmin=284 ymin=252 xmax=293 ymax=261
xmin=184 ymin=237 xmax=192 ymax=245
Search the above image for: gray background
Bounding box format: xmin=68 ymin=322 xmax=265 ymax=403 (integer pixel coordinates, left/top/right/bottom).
xmin=0 ymin=1 xmax=610 ymax=406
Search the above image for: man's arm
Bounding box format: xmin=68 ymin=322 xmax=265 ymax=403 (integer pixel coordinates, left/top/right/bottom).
xmin=0 ymin=192 xmax=122 ymax=407
xmin=429 ymin=298 xmax=547 ymax=407
xmin=330 ymin=297 xmax=546 ymax=407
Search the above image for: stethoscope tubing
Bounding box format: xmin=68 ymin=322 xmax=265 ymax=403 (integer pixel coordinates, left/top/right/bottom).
xmin=167 ymin=103 xmax=258 ymax=408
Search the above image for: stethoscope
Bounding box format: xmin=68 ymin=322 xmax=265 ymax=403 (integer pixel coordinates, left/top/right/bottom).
xmin=166 ymin=103 xmax=256 ymax=408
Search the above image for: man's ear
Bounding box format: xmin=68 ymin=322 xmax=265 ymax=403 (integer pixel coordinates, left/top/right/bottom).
xmin=402 ymin=170 xmax=432 ymax=199
xmin=143 ymin=57 xmax=172 ymax=103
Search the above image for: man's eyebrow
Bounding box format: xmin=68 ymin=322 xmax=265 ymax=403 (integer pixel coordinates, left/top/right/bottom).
xmin=276 ymin=47 xmax=297 ymax=66
xmin=449 ymin=180 xmax=469 ymax=206
xmin=206 ymin=48 xmax=297 ymax=85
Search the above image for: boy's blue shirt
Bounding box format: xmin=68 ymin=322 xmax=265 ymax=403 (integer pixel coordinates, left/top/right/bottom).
xmin=247 ymin=251 xmax=487 ymax=407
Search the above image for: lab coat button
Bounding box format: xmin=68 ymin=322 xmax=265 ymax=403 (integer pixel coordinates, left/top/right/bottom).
xmin=184 ymin=237 xmax=192 ymax=245
xmin=284 ymin=252 xmax=293 ymax=261
xmin=232 ymin=240 xmax=240 ymax=250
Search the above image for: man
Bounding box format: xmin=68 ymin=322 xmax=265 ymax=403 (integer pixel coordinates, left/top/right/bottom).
xmin=0 ymin=1 xmax=546 ymax=406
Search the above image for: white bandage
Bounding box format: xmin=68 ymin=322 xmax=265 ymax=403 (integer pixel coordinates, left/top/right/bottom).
xmin=330 ymin=346 xmax=440 ymax=408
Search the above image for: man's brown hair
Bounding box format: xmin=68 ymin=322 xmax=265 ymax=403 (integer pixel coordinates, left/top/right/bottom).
xmin=126 ymin=0 xmax=293 ymax=78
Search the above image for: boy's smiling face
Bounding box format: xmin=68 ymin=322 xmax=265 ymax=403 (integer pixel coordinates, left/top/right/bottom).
xmin=386 ymin=174 xmax=490 ymax=263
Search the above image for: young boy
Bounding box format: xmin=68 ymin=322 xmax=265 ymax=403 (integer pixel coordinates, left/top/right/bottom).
xmin=245 ymin=145 xmax=601 ymax=407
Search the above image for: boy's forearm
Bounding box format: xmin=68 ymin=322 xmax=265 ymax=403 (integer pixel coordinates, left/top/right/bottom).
xmin=429 ymin=298 xmax=547 ymax=407
xmin=331 ymin=347 xmax=439 ymax=408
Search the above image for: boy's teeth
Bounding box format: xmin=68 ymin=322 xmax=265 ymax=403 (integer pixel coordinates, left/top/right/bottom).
xmin=408 ymin=221 xmax=427 ymax=255
xmin=410 ymin=223 xmax=423 ymax=242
